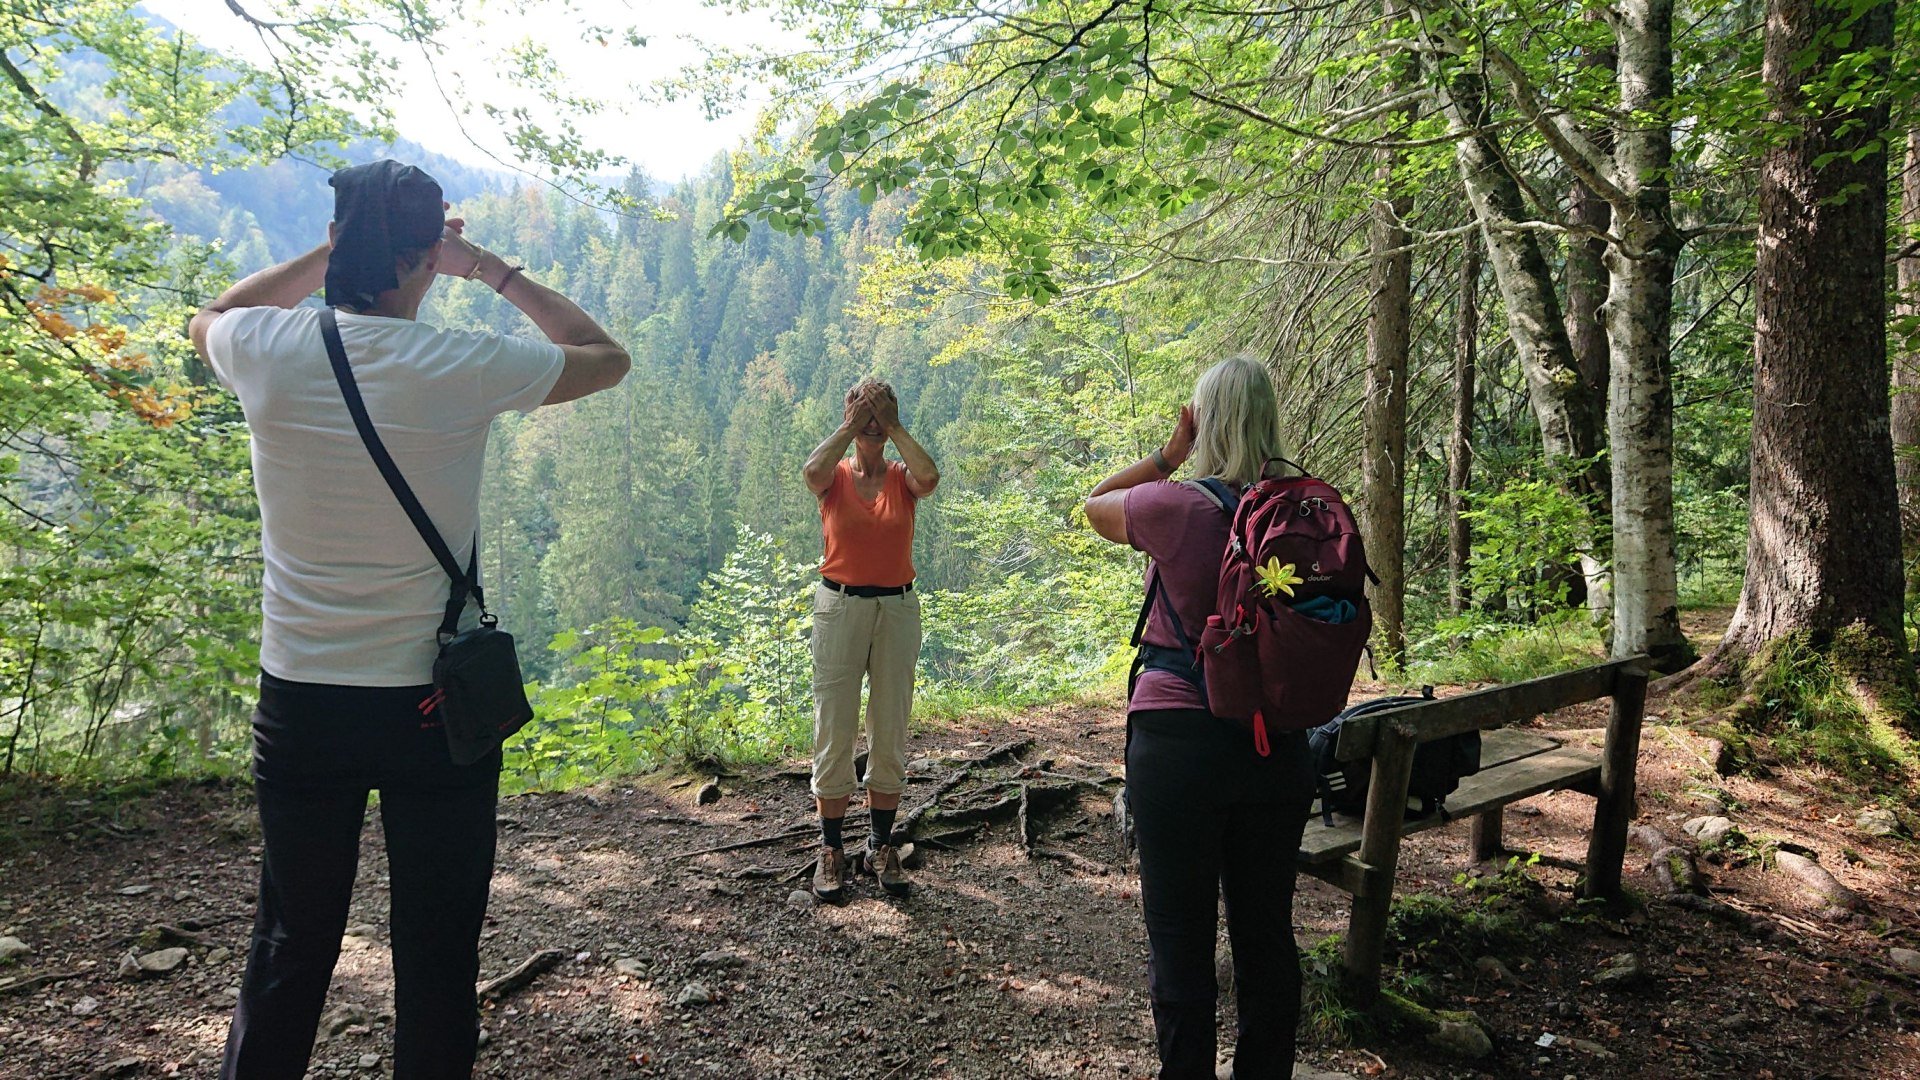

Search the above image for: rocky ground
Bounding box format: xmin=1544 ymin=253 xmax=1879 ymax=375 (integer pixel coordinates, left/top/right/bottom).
xmin=5 ymin=668 xmax=1920 ymax=1079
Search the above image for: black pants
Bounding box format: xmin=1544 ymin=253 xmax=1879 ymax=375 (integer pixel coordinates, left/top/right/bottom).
xmin=221 ymin=672 xmax=500 ymax=1080
xmin=1127 ymin=709 xmax=1314 ymax=1080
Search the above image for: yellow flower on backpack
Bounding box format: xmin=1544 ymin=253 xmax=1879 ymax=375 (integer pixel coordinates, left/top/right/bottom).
xmin=1256 ymin=557 xmax=1304 ymax=598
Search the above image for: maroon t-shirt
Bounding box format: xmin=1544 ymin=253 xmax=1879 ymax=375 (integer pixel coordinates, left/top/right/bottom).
xmin=1124 ymin=480 xmax=1235 ymax=713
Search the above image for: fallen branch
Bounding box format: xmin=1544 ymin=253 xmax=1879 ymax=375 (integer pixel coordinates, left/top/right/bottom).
xmin=478 ymin=948 xmax=567 ymax=1001
xmin=0 ymin=969 xmax=82 ymax=995
xmin=1016 ymin=783 xmax=1033 ymax=855
xmin=912 ymin=825 xmax=981 ymax=850
xmin=672 ymin=815 xmax=864 ymax=860
xmin=1029 ymin=844 xmax=1112 ymax=876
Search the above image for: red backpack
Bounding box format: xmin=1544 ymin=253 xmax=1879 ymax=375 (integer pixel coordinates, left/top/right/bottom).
xmin=1129 ymin=462 xmax=1374 ymax=756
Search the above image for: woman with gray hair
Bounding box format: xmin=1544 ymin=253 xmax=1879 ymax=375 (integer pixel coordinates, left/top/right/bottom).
xmin=1084 ymin=355 xmax=1316 ymax=1080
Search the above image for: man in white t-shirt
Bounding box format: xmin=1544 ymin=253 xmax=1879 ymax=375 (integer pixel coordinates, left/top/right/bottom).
xmin=189 ymin=160 xmax=629 ymax=1080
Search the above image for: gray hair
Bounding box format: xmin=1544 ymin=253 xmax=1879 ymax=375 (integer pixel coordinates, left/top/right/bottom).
xmin=1186 ymin=354 xmax=1286 ymax=486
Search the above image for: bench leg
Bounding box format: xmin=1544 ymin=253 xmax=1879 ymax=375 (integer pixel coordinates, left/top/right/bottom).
xmin=1471 ymin=808 xmax=1504 ymax=862
xmin=1339 ymin=730 xmax=1416 ymax=1007
xmin=1582 ymin=662 xmax=1651 ymax=900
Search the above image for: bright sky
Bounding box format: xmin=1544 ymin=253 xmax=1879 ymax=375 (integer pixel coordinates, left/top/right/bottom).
xmin=143 ymin=0 xmax=803 ymax=183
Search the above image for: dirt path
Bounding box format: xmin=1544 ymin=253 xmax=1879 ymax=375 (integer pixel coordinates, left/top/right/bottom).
xmin=4 ymin=676 xmax=1920 ymax=1079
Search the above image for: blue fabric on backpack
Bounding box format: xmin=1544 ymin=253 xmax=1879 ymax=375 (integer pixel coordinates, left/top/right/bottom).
xmin=1291 ymin=595 xmax=1358 ymax=624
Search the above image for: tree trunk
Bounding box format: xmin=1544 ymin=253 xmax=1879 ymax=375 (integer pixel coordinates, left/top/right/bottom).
xmin=1449 ymin=233 xmax=1480 ymax=618
xmin=1895 ymin=128 xmax=1920 ymax=582
xmin=1361 ymin=0 xmax=1415 ymax=667
xmin=1362 ymin=163 xmax=1413 ymax=666
xmin=1435 ymin=57 xmax=1611 ymax=611
xmin=1710 ymin=0 xmax=1906 ymax=702
xmin=1566 ymin=25 xmax=1617 ymax=621
xmin=1604 ymin=0 xmax=1690 ymax=669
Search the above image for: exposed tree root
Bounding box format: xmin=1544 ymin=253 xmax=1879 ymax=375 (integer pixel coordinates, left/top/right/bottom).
xmin=1772 ymin=850 xmax=1861 ymax=918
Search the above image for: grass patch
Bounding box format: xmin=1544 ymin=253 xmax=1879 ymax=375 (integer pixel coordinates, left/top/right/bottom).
xmin=1721 ymin=630 xmax=1920 ymax=797
xmin=1407 ymin=610 xmax=1608 ymax=686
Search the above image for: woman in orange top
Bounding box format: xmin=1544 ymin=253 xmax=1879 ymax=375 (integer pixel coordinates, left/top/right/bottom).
xmin=801 ymin=378 xmax=939 ymax=900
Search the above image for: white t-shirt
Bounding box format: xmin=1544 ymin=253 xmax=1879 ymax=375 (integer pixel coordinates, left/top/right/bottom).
xmin=206 ymin=305 xmax=565 ymax=686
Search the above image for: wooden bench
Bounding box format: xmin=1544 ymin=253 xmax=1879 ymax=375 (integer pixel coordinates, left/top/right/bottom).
xmin=1295 ymin=656 xmax=1652 ymax=1004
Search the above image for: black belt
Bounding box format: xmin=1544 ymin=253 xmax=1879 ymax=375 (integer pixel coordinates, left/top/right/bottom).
xmin=822 ymin=577 xmax=913 ymax=598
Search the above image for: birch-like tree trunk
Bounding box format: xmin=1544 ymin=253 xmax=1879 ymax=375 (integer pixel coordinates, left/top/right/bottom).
xmin=1449 ymin=233 xmax=1480 ymax=618
xmin=1432 ymin=55 xmax=1610 ymax=609
xmin=1604 ymin=0 xmax=1689 ymax=667
xmin=1894 ymin=129 xmax=1920 ymax=577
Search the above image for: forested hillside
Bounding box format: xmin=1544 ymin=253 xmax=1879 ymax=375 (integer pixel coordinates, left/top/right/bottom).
xmin=3 ymin=0 xmax=1911 ymax=798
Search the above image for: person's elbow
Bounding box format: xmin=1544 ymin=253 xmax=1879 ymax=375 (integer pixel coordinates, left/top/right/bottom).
xmin=543 ymin=343 xmax=631 ymax=405
xmin=592 ymin=344 xmax=632 ymax=392
xmin=187 ymin=307 xmax=222 ymax=363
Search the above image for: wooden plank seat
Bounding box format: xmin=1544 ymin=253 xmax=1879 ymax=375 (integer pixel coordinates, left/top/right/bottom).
xmin=1297 ymin=728 xmax=1597 ymax=866
xmin=1293 ymin=656 xmax=1653 ymax=1004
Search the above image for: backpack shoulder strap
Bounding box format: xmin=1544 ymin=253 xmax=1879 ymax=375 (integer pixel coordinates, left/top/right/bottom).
xmin=320 ymin=308 xmax=483 ymax=641
xmin=1182 ymin=477 xmax=1242 ymax=516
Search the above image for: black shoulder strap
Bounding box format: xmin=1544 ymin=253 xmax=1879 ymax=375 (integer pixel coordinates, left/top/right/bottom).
xmin=320 ymin=308 xmax=482 ymax=641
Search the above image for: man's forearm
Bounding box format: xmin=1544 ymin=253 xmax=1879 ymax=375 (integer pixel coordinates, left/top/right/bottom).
xmin=481 ymin=253 xmax=615 ymax=348
xmin=206 ymin=243 xmax=330 ymax=312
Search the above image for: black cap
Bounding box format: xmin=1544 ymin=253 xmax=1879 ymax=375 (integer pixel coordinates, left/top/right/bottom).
xmin=325 ymin=160 xmax=445 ymax=310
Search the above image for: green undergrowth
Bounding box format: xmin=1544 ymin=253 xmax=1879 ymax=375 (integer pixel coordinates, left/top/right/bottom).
xmin=1708 ymin=628 xmax=1920 ymax=804
xmin=1406 ymin=609 xmax=1609 ymax=687
xmin=1299 ymin=856 xmax=1573 ymax=1050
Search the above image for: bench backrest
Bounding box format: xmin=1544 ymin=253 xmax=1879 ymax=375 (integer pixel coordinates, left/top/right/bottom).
xmin=1333 ymin=656 xmax=1652 ymax=762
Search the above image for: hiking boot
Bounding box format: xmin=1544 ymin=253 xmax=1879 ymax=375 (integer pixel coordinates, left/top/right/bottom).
xmin=862 ymin=842 xmax=912 ymax=898
xmin=813 ymin=845 xmax=848 ymax=901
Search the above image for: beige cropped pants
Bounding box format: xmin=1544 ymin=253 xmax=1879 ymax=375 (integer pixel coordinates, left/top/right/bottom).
xmin=809 ymin=583 xmax=921 ymax=799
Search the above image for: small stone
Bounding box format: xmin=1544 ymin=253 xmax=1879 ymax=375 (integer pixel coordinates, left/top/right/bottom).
xmin=115 ymin=884 xmax=153 ymax=896
xmin=693 ymin=949 xmax=746 ymax=971
xmin=205 ymin=947 xmax=232 ymax=966
xmin=1567 ymin=1037 xmax=1616 ymax=1059
xmin=1889 ymin=947 xmax=1920 ymax=973
xmin=359 ymin=1053 xmax=380 ymax=1069
xmin=673 ymin=981 xmax=713 ymax=1007
xmin=71 ymin=995 xmax=100 ymax=1016
xmin=787 ymin=889 xmax=816 ymax=910
xmin=1214 ymin=942 xmax=1234 ymax=998
xmin=1682 ymin=816 xmax=1738 ymax=846
xmin=1594 ymin=952 xmax=1648 ymax=988
xmin=696 ymin=779 xmax=722 ymax=805
xmin=1474 ymin=956 xmax=1515 ymax=982
xmin=1856 ymin=808 xmax=1900 ymax=837
xmin=1428 ymin=1018 xmax=1493 ymax=1058
xmin=343 ymin=924 xmax=378 ymax=940
xmin=613 ymin=957 xmax=646 ymax=978
xmin=0 ymin=936 xmax=29 ymax=963
xmin=322 ymin=1003 xmax=371 ymax=1038
xmin=122 ymin=947 xmax=188 ymax=978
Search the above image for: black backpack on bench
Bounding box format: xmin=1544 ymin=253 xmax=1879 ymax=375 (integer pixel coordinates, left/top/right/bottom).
xmin=1307 ymin=688 xmax=1481 ymax=826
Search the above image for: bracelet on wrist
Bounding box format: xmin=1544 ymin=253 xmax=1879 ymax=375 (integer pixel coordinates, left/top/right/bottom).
xmin=1151 ymin=447 xmax=1173 ymax=475
xmin=494 ymin=264 xmax=525 ymax=294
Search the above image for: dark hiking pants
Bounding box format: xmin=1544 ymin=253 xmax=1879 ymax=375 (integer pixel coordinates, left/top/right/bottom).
xmin=221 ymin=672 xmax=500 ymax=1080
xmin=1126 ymin=708 xmax=1314 ymax=1080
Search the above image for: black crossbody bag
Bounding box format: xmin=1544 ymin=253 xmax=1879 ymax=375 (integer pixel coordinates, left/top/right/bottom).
xmin=320 ymin=308 xmax=533 ymax=766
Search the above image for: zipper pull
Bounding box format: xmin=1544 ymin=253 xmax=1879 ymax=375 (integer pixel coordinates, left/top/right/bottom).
xmin=1252 ymin=710 xmax=1271 ymax=757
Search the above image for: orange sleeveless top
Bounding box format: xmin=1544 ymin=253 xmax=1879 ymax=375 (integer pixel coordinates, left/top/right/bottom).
xmin=819 ymin=460 xmax=917 ymax=588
